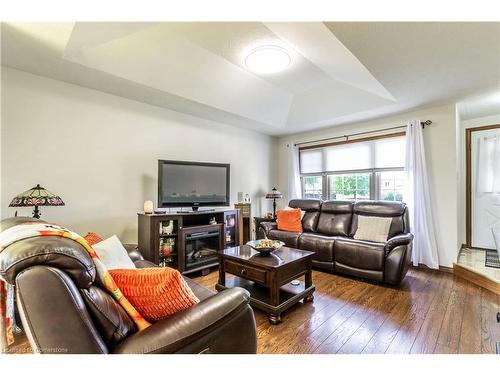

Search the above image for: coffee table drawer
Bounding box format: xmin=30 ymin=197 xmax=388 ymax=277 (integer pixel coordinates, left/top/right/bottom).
xmin=225 ymin=260 xmax=267 ymax=284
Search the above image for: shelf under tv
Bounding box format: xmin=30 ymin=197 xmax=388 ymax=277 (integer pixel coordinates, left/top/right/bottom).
xmin=138 ymin=209 xmax=240 ymax=274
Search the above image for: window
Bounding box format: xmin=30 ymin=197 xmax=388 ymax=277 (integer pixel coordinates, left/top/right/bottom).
xmin=377 ymin=171 xmax=405 ymax=201
xmin=300 ymin=135 xmax=406 ymax=202
xmin=302 ymin=175 xmax=323 ymax=199
xmin=328 ymin=173 xmax=370 ymax=200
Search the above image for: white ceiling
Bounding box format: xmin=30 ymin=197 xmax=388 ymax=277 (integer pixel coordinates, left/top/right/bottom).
xmin=458 ymin=90 xmax=500 ymax=120
xmin=2 ymin=22 xmax=499 ymax=135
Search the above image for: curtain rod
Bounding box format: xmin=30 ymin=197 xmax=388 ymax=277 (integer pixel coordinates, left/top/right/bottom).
xmin=293 ymin=120 xmax=432 ymax=147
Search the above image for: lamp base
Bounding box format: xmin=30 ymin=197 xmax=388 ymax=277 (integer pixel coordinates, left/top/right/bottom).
xmin=32 ymin=206 xmax=41 ymax=219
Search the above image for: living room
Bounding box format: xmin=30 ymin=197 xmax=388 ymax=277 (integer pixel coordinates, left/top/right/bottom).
xmin=1 ymin=1 xmax=499 ymax=372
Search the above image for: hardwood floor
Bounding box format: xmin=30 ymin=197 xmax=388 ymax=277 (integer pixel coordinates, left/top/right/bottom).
xmin=193 ymin=267 xmax=500 ymax=354
xmin=7 ymin=267 xmax=499 ymax=354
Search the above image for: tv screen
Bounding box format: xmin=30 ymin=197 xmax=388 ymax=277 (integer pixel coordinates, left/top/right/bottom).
xmin=158 ymin=160 xmax=230 ymax=208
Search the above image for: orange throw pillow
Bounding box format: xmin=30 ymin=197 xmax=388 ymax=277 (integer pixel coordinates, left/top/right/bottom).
xmin=83 ymin=232 xmax=103 ymax=246
xmin=277 ymin=208 xmax=303 ymax=232
xmin=109 ymin=267 xmax=200 ymax=321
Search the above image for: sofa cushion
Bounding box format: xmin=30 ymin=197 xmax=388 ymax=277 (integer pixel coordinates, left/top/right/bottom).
xmin=267 ymin=229 xmax=300 ymax=248
xmin=334 ymin=238 xmax=385 ymax=271
xmin=350 ymin=201 xmax=407 ymax=238
xmin=334 ymin=262 xmax=384 ymax=282
xmin=288 ymin=199 xmax=321 ymax=212
xmin=317 ymin=200 xmax=353 ymax=236
xmin=82 ymin=286 xmax=137 ymax=348
xmin=298 ymin=233 xmax=335 ymax=262
xmin=289 ymin=199 xmax=321 ymax=232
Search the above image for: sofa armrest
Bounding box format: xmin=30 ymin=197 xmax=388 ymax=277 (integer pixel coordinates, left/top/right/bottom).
xmin=134 ymin=260 xmax=157 ymax=268
xmin=385 ymin=233 xmax=414 ymax=253
xmin=123 ymin=244 xmax=145 ymax=262
xmin=112 ymin=287 xmax=256 ymax=354
xmin=260 ymin=221 xmax=278 ymax=236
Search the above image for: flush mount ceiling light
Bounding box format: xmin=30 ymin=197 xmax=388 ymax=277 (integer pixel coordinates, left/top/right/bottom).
xmin=245 ymin=45 xmax=291 ymax=74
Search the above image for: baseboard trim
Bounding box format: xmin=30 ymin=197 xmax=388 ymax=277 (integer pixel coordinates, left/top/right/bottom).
xmin=453 ymin=263 xmax=500 ymax=295
xmin=438 ymin=265 xmax=454 ymax=274
xmin=412 ymin=264 xmax=454 ymax=274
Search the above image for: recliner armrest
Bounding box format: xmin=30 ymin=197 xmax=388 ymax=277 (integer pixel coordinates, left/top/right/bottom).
xmin=134 ymin=260 xmax=157 ymax=268
xmin=112 ymin=287 xmax=255 ymax=354
xmin=260 ymin=221 xmax=277 ymax=236
xmin=385 ymin=233 xmax=414 ymax=253
xmin=123 ymin=244 xmax=145 ymax=262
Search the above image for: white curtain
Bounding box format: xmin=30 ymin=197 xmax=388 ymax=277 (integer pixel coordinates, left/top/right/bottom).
xmin=287 ymin=143 xmax=302 ymax=200
xmin=404 ymin=120 xmax=440 ymax=269
xmin=477 ymin=135 xmax=500 ymax=194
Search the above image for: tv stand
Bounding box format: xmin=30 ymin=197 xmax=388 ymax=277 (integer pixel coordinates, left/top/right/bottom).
xmin=138 ymin=209 xmax=240 ymax=275
xmin=176 ymin=207 xmax=216 ymax=213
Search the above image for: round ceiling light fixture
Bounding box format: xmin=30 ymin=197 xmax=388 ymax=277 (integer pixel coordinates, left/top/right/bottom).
xmin=245 ymin=45 xmax=291 ymax=74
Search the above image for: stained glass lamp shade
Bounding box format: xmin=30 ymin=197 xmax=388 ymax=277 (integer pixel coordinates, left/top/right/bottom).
xmin=9 ymin=184 xmax=64 ymax=219
xmin=265 ymin=187 xmax=284 ymax=220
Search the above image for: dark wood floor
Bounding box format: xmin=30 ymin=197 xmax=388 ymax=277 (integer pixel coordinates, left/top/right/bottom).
xmin=193 ymin=267 xmax=500 ymax=354
xmin=7 ymin=267 xmax=499 ymax=354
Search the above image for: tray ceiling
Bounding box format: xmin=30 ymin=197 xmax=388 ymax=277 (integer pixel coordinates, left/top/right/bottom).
xmin=2 ymin=22 xmax=499 ymax=135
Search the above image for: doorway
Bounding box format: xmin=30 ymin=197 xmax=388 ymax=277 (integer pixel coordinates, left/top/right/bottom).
xmin=466 ymin=124 xmax=500 ymax=249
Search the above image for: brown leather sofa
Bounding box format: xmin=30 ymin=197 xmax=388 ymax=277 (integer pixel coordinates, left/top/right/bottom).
xmin=0 ymin=217 xmax=257 ymax=354
xmin=258 ymin=199 xmax=414 ymax=285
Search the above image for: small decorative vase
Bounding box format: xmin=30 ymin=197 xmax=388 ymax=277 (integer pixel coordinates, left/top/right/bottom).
xmin=163 ymin=220 xmax=174 ymax=234
xmin=162 ymin=244 xmax=172 ymax=257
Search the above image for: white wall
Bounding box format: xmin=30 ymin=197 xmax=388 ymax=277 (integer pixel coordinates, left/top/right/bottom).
xmin=456 ymin=113 xmax=500 ymax=247
xmin=1 ymin=67 xmax=275 ymax=242
xmin=276 ymin=104 xmax=459 ymax=267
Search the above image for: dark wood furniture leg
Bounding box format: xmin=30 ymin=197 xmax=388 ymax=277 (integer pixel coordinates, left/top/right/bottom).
xmin=304 ymin=260 xmax=314 ymax=302
xmin=269 ymin=274 xmax=281 ymax=325
xmin=218 ymin=258 xmax=225 ymax=286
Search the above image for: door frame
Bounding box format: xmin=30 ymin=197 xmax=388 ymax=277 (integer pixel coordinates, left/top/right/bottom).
xmin=465 ymin=123 xmax=500 ymax=248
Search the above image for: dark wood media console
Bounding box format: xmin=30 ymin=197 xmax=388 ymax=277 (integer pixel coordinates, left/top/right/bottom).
xmin=138 ymin=209 xmax=240 ymax=275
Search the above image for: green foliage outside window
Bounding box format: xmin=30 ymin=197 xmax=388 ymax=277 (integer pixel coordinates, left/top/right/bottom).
xmin=382 ymin=191 xmax=403 ymax=201
xmin=330 ymin=174 xmax=369 ymax=199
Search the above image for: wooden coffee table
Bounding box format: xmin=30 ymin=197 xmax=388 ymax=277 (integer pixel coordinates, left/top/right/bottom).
xmin=216 ymin=245 xmax=315 ymax=324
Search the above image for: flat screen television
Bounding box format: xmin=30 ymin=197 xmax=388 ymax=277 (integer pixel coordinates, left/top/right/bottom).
xmin=158 ymin=160 xmax=230 ymax=210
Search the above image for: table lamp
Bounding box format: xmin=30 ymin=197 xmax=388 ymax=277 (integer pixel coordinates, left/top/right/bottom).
xmin=265 ymin=187 xmax=284 ymax=220
xmin=9 ymin=184 xmax=65 ymax=219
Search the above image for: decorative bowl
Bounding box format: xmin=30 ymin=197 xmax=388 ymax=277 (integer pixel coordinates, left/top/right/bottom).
xmin=246 ymin=239 xmax=284 ymax=255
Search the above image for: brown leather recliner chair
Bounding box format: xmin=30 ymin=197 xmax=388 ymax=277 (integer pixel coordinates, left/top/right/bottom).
xmin=0 ymin=217 xmax=257 ymax=354
xmin=258 ymin=199 xmax=414 ymax=285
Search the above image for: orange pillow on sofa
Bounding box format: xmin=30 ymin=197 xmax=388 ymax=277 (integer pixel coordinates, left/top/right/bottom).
xmin=277 ymin=208 xmax=303 ymax=232
xmin=109 ymin=267 xmax=200 ymax=321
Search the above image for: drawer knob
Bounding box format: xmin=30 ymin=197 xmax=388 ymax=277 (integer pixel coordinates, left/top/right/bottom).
xmin=240 ymin=269 xmax=247 ymax=276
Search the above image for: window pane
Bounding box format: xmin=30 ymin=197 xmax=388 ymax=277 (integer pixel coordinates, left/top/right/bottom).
xmin=300 ymin=149 xmax=323 ymax=173
xmin=302 ymin=176 xmax=323 ymax=199
xmin=378 ymin=171 xmax=405 ymax=201
xmin=375 ymin=137 xmax=406 ymax=168
xmin=325 ymin=143 xmax=371 ymax=172
xmin=328 ymin=173 xmax=370 ymax=201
